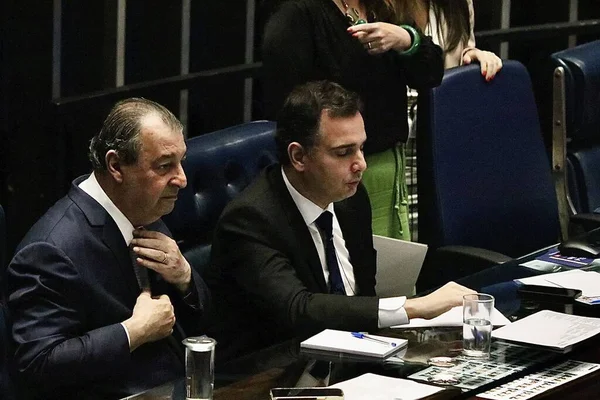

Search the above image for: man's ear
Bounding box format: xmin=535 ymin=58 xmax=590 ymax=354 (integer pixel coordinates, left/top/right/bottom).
xmin=288 ymin=142 xmax=307 ymax=172
xmin=105 ymin=150 xmax=124 ymax=183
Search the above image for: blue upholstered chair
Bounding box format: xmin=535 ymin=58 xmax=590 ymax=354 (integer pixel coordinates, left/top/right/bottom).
xmin=416 ymin=61 xmax=562 ymax=290
xmin=163 ymin=121 xmax=278 ymax=275
xmin=551 ymin=40 xmax=600 ymax=233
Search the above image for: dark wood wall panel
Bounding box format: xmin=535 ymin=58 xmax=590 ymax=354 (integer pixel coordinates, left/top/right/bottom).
xmin=1 ymin=1 xmax=55 ymax=253
xmin=125 ymin=0 xmax=182 ymax=83
xmin=0 ymin=0 xmax=599 ymax=255
xmin=61 ymin=2 xmax=106 ymax=96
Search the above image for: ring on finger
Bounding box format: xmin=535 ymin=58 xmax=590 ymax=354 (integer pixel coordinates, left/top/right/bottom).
xmin=367 ymin=42 xmax=372 ymax=50
xmin=161 ymin=251 xmax=168 ymax=264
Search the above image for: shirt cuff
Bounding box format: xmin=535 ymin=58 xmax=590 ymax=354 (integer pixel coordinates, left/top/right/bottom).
xmin=121 ymin=322 xmax=132 ymax=348
xmin=377 ymin=296 xmax=409 ymax=328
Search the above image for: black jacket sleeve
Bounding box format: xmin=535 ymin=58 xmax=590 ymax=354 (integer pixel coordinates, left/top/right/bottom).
xmin=398 ymin=28 xmax=444 ymax=90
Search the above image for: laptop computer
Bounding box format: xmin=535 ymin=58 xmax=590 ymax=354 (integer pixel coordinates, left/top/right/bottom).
xmin=373 ymin=235 xmax=428 ymax=297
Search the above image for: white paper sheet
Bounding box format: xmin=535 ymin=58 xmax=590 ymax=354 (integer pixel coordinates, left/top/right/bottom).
xmin=331 ymin=373 xmax=443 ymax=400
xmin=391 ymin=306 xmax=511 ymax=328
xmin=492 ymin=310 xmax=600 ymax=350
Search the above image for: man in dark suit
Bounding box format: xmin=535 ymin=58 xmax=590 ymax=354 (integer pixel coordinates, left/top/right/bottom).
xmin=208 ymin=81 xmax=474 ymax=361
xmin=6 ymin=98 xmax=210 ymax=399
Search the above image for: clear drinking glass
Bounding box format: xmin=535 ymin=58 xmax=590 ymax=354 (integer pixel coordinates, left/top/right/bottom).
xmin=182 ymin=336 xmax=216 ymax=400
xmin=462 ymin=293 xmax=494 ymax=358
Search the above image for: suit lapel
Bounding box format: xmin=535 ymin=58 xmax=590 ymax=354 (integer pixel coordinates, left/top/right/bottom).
xmin=69 ymin=176 xmax=185 ymax=363
xmin=268 ymin=167 xmax=328 ymax=293
xmin=335 ymin=197 xmax=366 ymax=294
xmin=103 ymin=219 xmax=141 ymax=296
xmin=68 ymin=177 xmax=141 ymax=296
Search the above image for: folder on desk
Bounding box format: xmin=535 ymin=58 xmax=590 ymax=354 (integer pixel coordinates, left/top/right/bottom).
xmin=300 ymin=329 xmax=407 ymax=359
xmin=373 ymin=235 xmax=427 ymax=297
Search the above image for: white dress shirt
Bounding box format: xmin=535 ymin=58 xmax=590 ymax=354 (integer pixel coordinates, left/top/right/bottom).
xmin=79 ymin=172 xmax=136 ymax=344
xmin=282 ymin=168 xmax=409 ymax=327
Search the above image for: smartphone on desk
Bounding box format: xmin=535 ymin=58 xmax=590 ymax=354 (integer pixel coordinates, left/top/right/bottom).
xmin=270 ymin=387 xmax=344 ymax=400
xmin=518 ymin=284 xmax=582 ymax=302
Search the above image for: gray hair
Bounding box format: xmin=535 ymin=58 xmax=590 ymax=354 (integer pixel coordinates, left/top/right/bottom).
xmin=88 ymin=97 xmax=183 ymax=171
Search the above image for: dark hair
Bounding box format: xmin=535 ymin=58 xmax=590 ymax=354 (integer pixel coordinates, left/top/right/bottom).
xmin=275 ymin=80 xmax=362 ymax=165
xmin=88 ymin=97 xmax=183 ymax=171
xmin=393 ymin=0 xmax=471 ymax=53
xmin=364 ymin=0 xmax=396 ymax=22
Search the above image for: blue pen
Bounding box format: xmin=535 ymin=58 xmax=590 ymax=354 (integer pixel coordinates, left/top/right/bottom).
xmin=578 ymin=296 xmax=600 ymax=305
xmin=351 ymin=332 xmax=397 ymax=347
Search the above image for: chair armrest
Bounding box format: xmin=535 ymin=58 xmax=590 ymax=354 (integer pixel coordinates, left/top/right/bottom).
xmin=569 ymin=213 xmax=600 ymax=236
xmin=416 ymin=245 xmax=512 ymax=292
xmin=434 ymin=245 xmax=513 ymax=265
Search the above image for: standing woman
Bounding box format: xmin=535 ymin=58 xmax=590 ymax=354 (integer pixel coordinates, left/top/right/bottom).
xmin=262 ymin=0 xmax=444 ymax=240
xmin=394 ymin=0 xmax=502 ymax=79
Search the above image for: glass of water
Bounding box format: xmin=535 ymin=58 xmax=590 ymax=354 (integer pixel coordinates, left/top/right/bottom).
xmin=462 ymin=293 xmax=494 ymax=358
xmin=182 ymin=336 xmax=216 ymax=400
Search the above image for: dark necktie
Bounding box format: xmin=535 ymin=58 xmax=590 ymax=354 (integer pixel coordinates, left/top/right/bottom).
xmin=129 ymin=244 xmax=185 ymax=362
xmin=315 ymin=211 xmax=346 ymax=295
xmin=129 ymin=246 xmax=151 ymax=291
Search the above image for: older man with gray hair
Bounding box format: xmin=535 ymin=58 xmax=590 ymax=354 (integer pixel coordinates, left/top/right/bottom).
xmin=7 ymin=98 xmax=209 ymax=399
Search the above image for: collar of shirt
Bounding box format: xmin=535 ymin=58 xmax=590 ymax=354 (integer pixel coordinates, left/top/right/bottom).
xmin=281 ymin=170 xmax=407 ymax=326
xmin=79 ymin=172 xmax=135 ymax=245
xmin=281 ymin=167 xmax=335 ymax=225
xmin=281 ymin=168 xmax=356 ymax=295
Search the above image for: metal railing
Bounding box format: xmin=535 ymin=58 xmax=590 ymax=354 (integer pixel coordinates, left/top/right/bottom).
xmin=52 ymin=19 xmax=600 ymax=119
xmin=50 ymin=19 xmax=600 ymax=227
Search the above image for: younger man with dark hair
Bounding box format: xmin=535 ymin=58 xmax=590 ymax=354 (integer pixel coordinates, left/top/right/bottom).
xmin=208 ymin=81 xmax=473 ymax=360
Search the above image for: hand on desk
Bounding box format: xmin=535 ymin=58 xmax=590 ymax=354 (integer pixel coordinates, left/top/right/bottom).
xmin=123 ymin=290 xmax=176 ymax=352
xmin=405 ymin=282 xmax=475 ymax=320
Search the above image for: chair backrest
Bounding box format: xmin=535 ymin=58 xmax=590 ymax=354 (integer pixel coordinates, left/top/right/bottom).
xmin=551 ymin=40 xmax=600 ymax=214
xmin=417 ymin=60 xmax=560 ymax=258
xmin=163 ymin=121 xmax=278 ymax=274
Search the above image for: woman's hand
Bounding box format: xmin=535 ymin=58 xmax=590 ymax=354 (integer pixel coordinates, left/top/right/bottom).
xmin=463 ymin=48 xmax=503 ymax=81
xmin=347 ymin=22 xmax=412 ymax=55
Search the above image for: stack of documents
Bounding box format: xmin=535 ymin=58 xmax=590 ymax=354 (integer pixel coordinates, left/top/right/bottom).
xmin=331 ymin=373 xmax=443 ymax=400
xmin=492 ymin=309 xmax=600 ymax=352
xmin=300 ymin=329 xmax=407 ymax=359
xmin=516 ymin=269 xmax=600 ymax=305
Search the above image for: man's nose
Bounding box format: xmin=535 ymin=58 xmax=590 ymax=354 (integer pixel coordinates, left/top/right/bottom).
xmin=353 ymin=151 xmax=367 ymax=172
xmin=172 ymin=163 xmax=187 ymax=188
